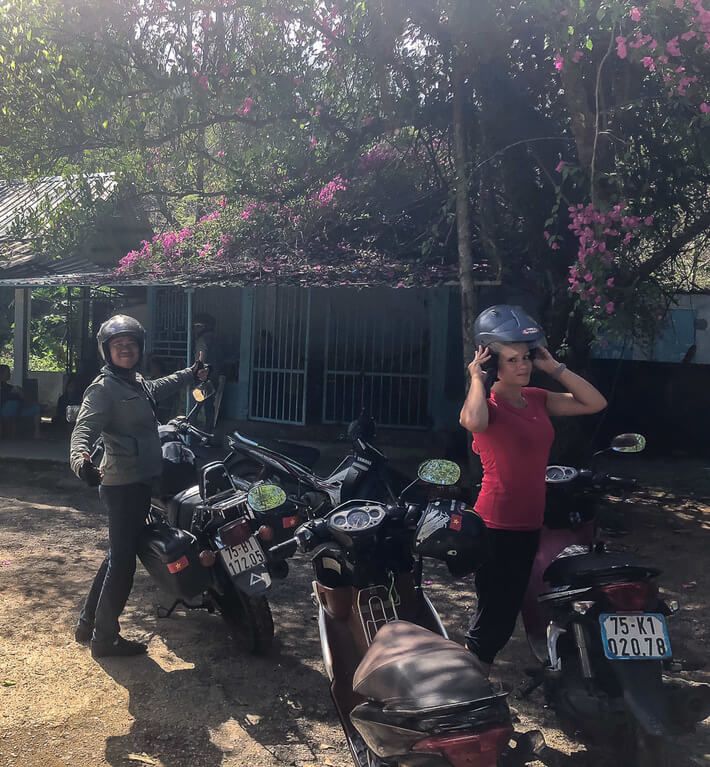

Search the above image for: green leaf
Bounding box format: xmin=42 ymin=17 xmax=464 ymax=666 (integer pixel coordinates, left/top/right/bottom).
xmin=585 ymin=37 xmax=594 ymax=51
xmin=567 ymin=26 xmax=575 ymax=36
xmin=102 ymin=119 xmax=109 ymax=129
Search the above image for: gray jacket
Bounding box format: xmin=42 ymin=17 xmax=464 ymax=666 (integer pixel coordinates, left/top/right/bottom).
xmin=70 ymin=366 xmax=194 ymax=486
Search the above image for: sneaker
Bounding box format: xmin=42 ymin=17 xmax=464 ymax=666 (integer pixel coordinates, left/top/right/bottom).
xmin=74 ymin=620 xmax=94 ymax=643
xmin=91 ymin=636 xmax=148 ymax=659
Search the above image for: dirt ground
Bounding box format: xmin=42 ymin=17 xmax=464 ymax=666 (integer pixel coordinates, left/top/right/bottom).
xmin=0 ymin=457 xmax=708 ymax=767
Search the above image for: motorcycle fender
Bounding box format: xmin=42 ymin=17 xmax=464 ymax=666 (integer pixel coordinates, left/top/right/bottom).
xmin=610 ymin=659 xmax=672 ymax=736
xmin=230 ymin=566 xmax=272 ymax=596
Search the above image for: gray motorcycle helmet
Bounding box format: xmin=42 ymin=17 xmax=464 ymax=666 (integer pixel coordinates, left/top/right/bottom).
xmin=473 ymin=305 xmax=547 ymax=350
xmin=97 ymin=314 xmax=146 ymax=363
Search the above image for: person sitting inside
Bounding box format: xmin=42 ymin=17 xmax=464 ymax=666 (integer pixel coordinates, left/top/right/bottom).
xmin=0 ymin=364 xmax=41 ymax=439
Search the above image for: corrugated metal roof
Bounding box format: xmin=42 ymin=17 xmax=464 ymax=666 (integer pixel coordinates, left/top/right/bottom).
xmin=0 ymin=174 xmax=117 ymax=274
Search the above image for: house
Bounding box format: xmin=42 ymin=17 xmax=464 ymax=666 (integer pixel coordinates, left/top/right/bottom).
xmin=0 ymin=176 xmax=503 ymax=446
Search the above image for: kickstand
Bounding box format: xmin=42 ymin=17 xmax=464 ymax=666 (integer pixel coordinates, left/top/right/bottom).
xmin=157 ymin=598 xmax=210 ymax=618
xmin=515 ymin=668 xmax=544 ymax=700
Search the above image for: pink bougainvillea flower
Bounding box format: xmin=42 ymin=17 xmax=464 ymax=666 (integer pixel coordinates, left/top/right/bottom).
xmin=572 ymin=50 xmax=584 ymax=63
xmin=605 ymin=302 xmax=615 ymax=315
xmin=550 ymin=242 xmax=560 ymax=250
xmin=555 ymin=160 xmax=565 ymax=172
xmin=681 ymin=30 xmax=697 ymax=41
xmin=616 ymin=36 xmax=628 ymax=59
xmin=238 ymin=96 xmax=255 ymax=116
xmin=666 ymin=37 xmax=682 ymax=56
xmin=641 ymin=56 xmax=656 ymax=71
xmin=216 ymin=150 xmax=225 ymax=159
xmin=675 ymin=0 xmax=685 ymax=7
xmin=701 ymin=102 xmax=710 ymax=113
xmin=644 ymin=215 xmax=655 ymax=225
xmin=309 ymin=135 xmax=318 ymax=147
xmin=630 ymin=6 xmax=642 ymax=21
xmin=606 ymin=277 xmax=615 ymax=288
xmin=553 ymin=53 xmax=564 ymax=71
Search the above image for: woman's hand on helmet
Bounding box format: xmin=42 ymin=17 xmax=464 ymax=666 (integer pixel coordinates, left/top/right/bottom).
xmin=468 ymin=346 xmax=491 ymax=382
xmin=532 ymin=346 xmax=559 ymax=375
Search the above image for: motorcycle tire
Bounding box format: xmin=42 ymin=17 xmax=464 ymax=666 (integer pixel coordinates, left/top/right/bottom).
xmin=214 ymin=584 xmax=274 ymax=655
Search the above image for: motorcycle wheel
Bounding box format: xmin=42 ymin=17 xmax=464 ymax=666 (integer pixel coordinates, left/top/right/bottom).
xmin=214 ymin=585 xmax=274 ymax=655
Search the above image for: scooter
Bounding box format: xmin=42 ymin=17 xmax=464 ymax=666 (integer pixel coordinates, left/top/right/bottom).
xmin=269 ymin=460 xmax=543 ymax=767
xmin=520 ymin=433 xmax=710 ymax=766
xmin=225 ymin=409 xmax=410 ymax=516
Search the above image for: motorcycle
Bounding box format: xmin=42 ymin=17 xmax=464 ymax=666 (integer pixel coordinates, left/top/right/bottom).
xmin=268 ymin=459 xmax=543 ymax=767
xmin=225 ymin=409 xmax=410 ymax=517
xmin=520 ymin=433 xmax=710 ymax=765
xmin=68 ymin=386 xmax=276 ymax=654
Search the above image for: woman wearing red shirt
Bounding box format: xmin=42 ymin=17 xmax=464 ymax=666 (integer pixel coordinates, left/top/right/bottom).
xmin=459 ymin=305 xmax=607 ymax=675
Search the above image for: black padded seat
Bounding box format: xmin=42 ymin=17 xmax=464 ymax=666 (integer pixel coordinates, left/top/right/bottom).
xmin=544 ymin=551 xmax=660 ymax=588
xmin=353 ymin=621 xmax=494 ymax=714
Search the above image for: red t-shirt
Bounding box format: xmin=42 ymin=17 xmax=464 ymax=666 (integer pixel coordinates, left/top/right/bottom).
xmin=471 ymin=387 xmax=554 ymax=531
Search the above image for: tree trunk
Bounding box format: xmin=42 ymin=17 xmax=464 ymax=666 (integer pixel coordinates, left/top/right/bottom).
xmin=452 ymin=45 xmax=477 ymax=368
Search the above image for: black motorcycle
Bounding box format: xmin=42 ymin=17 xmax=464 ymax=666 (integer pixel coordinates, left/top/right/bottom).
xmin=519 ymin=434 xmax=710 ymax=766
xmin=69 ymin=388 xmax=276 ymax=654
xmin=225 ymin=410 xmax=409 ymax=518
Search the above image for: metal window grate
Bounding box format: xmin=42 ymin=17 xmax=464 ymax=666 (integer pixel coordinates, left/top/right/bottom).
xmin=152 ymin=287 xmax=188 ymax=368
xmin=323 ymin=290 xmax=430 ymax=428
xmin=249 ymin=287 xmax=310 ymax=424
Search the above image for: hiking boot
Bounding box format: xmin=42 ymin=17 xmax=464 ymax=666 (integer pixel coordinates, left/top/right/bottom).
xmin=74 ymin=620 xmax=94 ymax=643
xmin=91 ymin=636 xmax=148 ymax=659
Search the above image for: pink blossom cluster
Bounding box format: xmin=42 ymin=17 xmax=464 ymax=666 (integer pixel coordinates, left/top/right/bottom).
xmin=198 ymin=208 xmax=222 ymax=224
xmin=313 ymin=175 xmax=349 ymax=206
xmin=359 ymin=143 xmax=398 ymax=172
xmin=240 ymin=201 xmax=267 ymax=221
xmin=116 ymin=239 xmax=152 ymax=274
xmin=237 ymin=97 xmax=254 ymax=116
xmin=555 ymin=203 xmax=654 ymax=315
xmin=615 ymin=0 xmax=710 ymax=111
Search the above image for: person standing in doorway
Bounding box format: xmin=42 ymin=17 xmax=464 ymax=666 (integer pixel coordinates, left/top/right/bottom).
xmin=192 ymin=312 xmax=219 ymax=428
xmin=70 ymin=315 xmax=208 ymax=658
xmin=459 ymin=305 xmax=607 ymax=676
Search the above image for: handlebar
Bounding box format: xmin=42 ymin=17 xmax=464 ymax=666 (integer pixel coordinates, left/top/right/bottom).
xmin=268 ymin=537 xmax=299 ymax=560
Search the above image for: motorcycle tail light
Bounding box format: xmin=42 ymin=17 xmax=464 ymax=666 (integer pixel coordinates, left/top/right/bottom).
xmin=282 ymin=515 xmax=299 ymax=529
xmin=220 ymin=518 xmax=252 ymax=548
xmin=412 ymin=725 xmax=512 ymax=766
xmin=601 ymin=581 xmax=657 ymax=611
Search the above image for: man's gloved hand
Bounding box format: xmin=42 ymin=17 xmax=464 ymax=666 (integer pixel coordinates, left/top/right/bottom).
xmin=79 ymin=452 xmax=102 ymax=487
xmin=191 ymin=351 xmax=210 ymax=383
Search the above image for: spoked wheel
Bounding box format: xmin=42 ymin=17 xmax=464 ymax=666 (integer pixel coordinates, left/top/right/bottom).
xmin=345 ymin=729 xmax=394 ymax=767
xmin=214 ymin=585 xmax=274 ymax=655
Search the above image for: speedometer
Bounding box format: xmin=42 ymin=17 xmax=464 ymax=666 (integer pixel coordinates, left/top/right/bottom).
xmin=346 ymin=510 xmax=371 ymax=529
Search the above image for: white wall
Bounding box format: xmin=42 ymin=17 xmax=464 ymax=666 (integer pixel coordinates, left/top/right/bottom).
xmin=676 ymin=293 xmax=710 ymax=364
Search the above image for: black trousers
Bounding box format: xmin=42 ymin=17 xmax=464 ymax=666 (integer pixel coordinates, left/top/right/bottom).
xmin=79 ymin=483 xmax=151 ymax=643
xmin=465 ymin=528 xmax=540 ymax=665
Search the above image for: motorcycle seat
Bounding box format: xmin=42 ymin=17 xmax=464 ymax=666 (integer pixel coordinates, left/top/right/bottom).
xmin=166 ymin=486 xmax=202 ymax=531
xmin=353 ymin=620 xmax=496 ymax=714
xmin=544 ymin=550 xmax=660 ymax=588
xmin=230 ymin=432 xmax=321 ymax=470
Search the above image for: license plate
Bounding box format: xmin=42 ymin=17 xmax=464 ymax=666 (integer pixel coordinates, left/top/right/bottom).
xmin=219 ymin=536 xmax=266 ymax=577
xmin=599 ymin=613 xmax=672 ymax=660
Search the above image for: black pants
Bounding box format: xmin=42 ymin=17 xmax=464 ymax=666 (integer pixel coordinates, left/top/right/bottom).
xmin=79 ymin=483 xmax=151 ymax=643
xmin=465 ymin=528 xmax=540 ymax=665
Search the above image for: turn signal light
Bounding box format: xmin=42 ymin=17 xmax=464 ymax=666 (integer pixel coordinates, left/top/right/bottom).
xmin=257 ymin=525 xmax=274 ymax=542
xmin=199 ymin=549 xmax=217 ymax=567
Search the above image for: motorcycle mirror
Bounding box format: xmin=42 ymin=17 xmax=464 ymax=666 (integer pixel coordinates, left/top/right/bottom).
xmin=192 ymin=381 xmax=216 ymax=402
xmin=66 ymin=405 xmax=80 ymax=423
xmin=248 ymin=483 xmax=287 ymax=512
xmin=417 ymin=459 xmax=461 ymax=486
xmin=610 ymin=433 xmax=646 ymax=454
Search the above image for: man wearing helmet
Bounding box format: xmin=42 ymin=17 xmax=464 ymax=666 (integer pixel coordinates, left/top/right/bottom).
xmin=69 ymin=314 xmax=208 ymax=658
xmin=459 ymin=305 xmax=607 ymax=676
